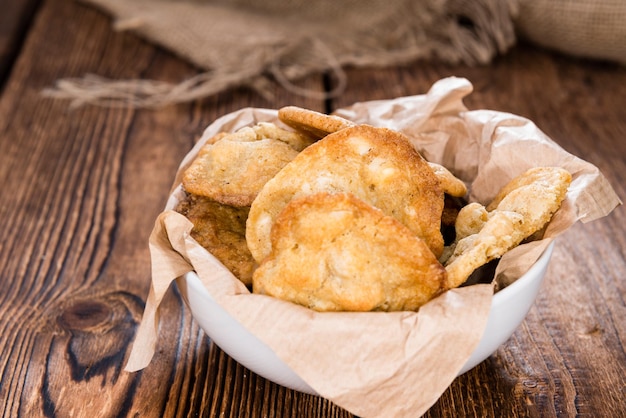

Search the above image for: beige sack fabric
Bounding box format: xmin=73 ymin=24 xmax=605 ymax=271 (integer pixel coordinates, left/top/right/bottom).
xmin=515 ymin=0 xmax=626 ymax=64
xmin=45 ymin=0 xmax=519 ymax=107
xmin=45 ymin=0 xmax=625 ymax=107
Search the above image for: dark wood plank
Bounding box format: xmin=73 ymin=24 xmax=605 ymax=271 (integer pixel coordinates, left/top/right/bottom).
xmin=0 ymin=0 xmax=41 ymax=86
xmin=333 ymin=44 xmax=626 ymax=417
xmin=0 ymin=0 xmax=352 ymax=417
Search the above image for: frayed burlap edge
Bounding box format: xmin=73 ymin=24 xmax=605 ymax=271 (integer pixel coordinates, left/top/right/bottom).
xmin=43 ymin=0 xmax=519 ymax=108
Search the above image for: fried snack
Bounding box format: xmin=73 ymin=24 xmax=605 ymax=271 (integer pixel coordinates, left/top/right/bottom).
xmin=444 ymin=167 xmax=572 ymax=288
xmin=454 ymin=202 xmax=488 ymax=240
xmin=427 ymin=162 xmax=468 ymax=197
xmin=281 ymin=106 xmax=467 ymax=198
xmin=246 ymin=125 xmax=445 ymax=263
xmin=253 ymin=193 xmax=447 ymax=312
xmin=444 ymin=210 xmax=525 ymax=286
xmin=200 ymin=132 xmax=229 ymax=147
xmin=278 ymin=105 xmax=356 ymax=140
xmin=486 ymin=166 xmax=572 ymax=212
xmin=183 ymin=123 xmax=306 ymax=207
xmin=203 ymin=122 xmax=315 ymax=151
xmin=247 ymin=122 xmax=316 ymax=152
xmin=176 ymin=193 xmax=255 ymax=286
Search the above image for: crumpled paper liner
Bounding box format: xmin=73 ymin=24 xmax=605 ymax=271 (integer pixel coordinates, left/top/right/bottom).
xmin=125 ymin=77 xmax=621 ymax=417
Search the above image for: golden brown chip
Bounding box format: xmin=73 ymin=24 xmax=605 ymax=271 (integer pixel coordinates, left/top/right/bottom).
xmin=278 ymin=105 xmax=355 ymax=140
xmin=486 ymin=166 xmax=572 ymax=212
xmin=182 ymin=125 xmax=301 ymax=207
xmin=428 ymin=162 xmax=468 ymax=197
xmin=207 ymin=122 xmax=314 ymax=150
xmin=250 ymin=121 xmax=316 ymax=151
xmin=444 ymin=167 xmax=572 ymax=289
xmin=246 ymin=125 xmax=445 ymax=263
xmin=444 ymin=210 xmax=524 ymax=288
xmin=176 ymin=193 xmax=255 ymax=286
xmin=194 ymin=132 xmax=229 ymax=151
xmin=454 ymin=202 xmax=489 ymax=241
xmin=252 ymin=193 xmax=447 ymax=312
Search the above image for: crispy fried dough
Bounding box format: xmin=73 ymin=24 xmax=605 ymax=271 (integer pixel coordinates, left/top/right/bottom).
xmin=444 ymin=167 xmax=572 ymax=289
xmin=183 ymin=123 xmax=304 ymax=207
xmin=281 ymin=106 xmax=467 ymax=199
xmin=278 ymin=106 xmax=355 ymax=140
xmin=427 ymin=162 xmax=468 ymax=197
xmin=246 ymin=125 xmax=445 ymax=263
xmin=249 ymin=122 xmax=316 ymax=152
xmin=207 ymin=122 xmax=314 ymax=150
xmin=454 ymin=202 xmax=489 ymax=241
xmin=444 ymin=210 xmax=525 ymax=287
xmin=486 ymin=166 xmax=572 ymax=212
xmin=198 ymin=132 xmax=229 ymax=148
xmin=253 ymin=193 xmax=447 ymax=312
xmin=176 ymin=193 xmax=255 ymax=286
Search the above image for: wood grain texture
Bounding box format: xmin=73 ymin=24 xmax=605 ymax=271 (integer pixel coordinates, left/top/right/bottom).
xmin=0 ymin=0 xmax=624 ymax=416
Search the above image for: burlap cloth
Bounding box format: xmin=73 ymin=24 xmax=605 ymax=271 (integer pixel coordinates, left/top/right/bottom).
xmin=44 ymin=0 xmax=625 ymax=107
xmin=515 ymin=0 xmax=626 ymax=64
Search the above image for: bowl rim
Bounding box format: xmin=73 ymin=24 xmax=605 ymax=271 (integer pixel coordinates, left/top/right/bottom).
xmin=492 ymin=241 xmax=554 ymax=309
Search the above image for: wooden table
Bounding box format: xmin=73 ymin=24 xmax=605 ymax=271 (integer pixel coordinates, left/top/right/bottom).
xmin=1 ymin=0 xmax=625 ymax=416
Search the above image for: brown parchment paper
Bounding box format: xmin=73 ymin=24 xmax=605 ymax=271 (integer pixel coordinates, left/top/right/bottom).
xmin=125 ymin=77 xmax=621 ymax=418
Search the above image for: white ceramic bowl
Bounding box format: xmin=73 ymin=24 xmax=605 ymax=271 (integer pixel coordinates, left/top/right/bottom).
xmin=177 ymin=242 xmax=554 ymax=395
